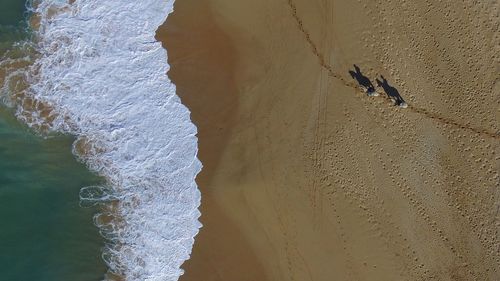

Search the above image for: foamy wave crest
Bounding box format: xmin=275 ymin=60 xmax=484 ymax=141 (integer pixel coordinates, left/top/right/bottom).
xmin=25 ymin=0 xmax=202 ymax=280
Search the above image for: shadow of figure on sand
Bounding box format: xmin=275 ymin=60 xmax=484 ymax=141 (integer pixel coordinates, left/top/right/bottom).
xmin=349 ymin=64 xmax=377 ymax=96
xmin=375 ymin=76 xmax=407 ymax=108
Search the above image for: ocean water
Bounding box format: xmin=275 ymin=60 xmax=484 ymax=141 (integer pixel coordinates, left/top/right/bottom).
xmin=0 ymin=0 xmax=26 ymax=51
xmin=0 ymin=109 xmax=107 ymax=281
xmin=1 ymin=0 xmax=202 ymax=280
xmin=0 ymin=1 xmax=107 ymax=280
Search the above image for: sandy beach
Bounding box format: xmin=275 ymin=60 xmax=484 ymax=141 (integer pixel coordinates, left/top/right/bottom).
xmin=157 ymin=0 xmax=499 ymax=280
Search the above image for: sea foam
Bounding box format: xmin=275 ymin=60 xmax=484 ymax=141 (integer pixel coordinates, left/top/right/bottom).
xmin=18 ymin=0 xmax=202 ymax=280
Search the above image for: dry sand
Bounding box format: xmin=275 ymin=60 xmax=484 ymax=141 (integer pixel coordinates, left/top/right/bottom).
xmin=157 ymin=0 xmax=499 ymax=280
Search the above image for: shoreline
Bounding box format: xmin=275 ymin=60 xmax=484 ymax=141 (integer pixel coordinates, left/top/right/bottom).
xmin=160 ymin=0 xmax=499 ymax=280
xmin=3 ymin=1 xmax=203 ymax=280
xmin=157 ymin=1 xmax=269 ymax=279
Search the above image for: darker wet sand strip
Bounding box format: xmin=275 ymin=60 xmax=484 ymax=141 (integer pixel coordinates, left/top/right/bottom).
xmin=157 ymin=1 xmax=268 ymax=280
xmin=158 ymin=0 xmax=500 ymax=280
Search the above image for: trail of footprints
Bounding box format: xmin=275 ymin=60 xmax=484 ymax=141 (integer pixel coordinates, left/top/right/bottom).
xmin=371 ymin=0 xmax=499 ymax=134
xmin=328 ymin=116 xmax=431 ymax=280
xmin=303 ymin=87 xmax=431 ymax=278
xmin=407 ymin=0 xmax=492 ymax=125
xmin=347 ymin=103 xmax=488 ymax=279
xmin=359 ymin=87 xmax=498 ymax=275
xmin=309 ymin=129 xmax=376 ymax=281
xmin=287 ymin=0 xmax=499 ymax=278
xmin=311 ymin=113 xmax=433 ymax=279
xmin=364 ymin=0 xmax=499 ymax=273
xmin=286 ymin=0 xmax=500 ymax=139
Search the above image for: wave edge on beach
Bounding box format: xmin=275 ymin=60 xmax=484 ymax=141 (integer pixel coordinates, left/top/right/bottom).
xmin=1 ymin=0 xmax=202 ymax=280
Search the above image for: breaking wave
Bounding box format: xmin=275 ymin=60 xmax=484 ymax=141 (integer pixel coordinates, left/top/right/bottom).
xmin=1 ymin=0 xmax=202 ymax=280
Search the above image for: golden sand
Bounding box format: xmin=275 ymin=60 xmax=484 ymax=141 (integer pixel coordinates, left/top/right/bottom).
xmin=157 ymin=0 xmax=499 ymax=280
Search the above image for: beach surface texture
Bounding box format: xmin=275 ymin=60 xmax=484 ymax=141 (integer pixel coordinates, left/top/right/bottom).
xmin=1 ymin=0 xmax=498 ymax=280
xmin=158 ymin=0 xmax=500 ymax=280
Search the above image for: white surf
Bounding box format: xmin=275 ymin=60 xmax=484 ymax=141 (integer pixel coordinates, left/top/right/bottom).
xmin=10 ymin=0 xmax=202 ymax=280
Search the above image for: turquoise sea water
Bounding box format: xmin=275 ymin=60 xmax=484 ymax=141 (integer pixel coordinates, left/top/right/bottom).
xmin=0 ymin=1 xmax=107 ymax=280
xmin=0 ymin=0 xmax=27 ymax=51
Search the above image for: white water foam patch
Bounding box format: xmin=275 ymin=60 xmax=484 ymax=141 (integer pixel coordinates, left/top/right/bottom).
xmin=27 ymin=0 xmax=202 ymax=280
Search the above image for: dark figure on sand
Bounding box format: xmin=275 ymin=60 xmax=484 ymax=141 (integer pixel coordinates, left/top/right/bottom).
xmin=349 ymin=64 xmax=377 ymax=96
xmin=376 ymin=76 xmax=407 ymax=108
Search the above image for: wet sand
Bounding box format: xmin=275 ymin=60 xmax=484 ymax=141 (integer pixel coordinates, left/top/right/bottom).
xmin=157 ymin=0 xmax=499 ymax=280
